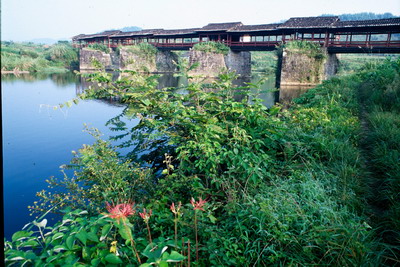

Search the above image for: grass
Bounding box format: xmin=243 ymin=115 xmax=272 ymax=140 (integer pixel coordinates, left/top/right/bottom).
xmin=1 ymin=41 xmax=78 ymax=73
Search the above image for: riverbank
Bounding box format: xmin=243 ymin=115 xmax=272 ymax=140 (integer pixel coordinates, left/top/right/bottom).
xmin=1 ymin=41 xmax=78 ymax=73
xmin=5 ymin=60 xmax=400 ymax=266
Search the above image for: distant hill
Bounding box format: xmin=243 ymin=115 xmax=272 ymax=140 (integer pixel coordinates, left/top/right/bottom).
xmin=26 ymin=38 xmax=70 ymax=45
xmin=120 ymin=26 xmax=142 ymax=32
xmin=99 ymin=26 xmax=142 ymax=33
xmin=321 ymin=12 xmax=396 ymax=21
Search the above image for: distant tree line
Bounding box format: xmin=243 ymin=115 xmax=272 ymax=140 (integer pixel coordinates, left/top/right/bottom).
xmin=322 ymin=12 xmax=396 ymax=21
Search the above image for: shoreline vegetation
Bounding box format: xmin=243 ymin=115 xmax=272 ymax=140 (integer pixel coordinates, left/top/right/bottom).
xmin=4 ymin=56 xmax=399 ymax=265
xmin=1 ymin=41 xmax=79 ymax=74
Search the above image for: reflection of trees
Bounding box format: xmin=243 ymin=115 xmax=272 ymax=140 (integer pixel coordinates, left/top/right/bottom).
xmin=106 ymin=107 xmax=176 ymax=175
xmin=49 ymin=72 xmax=78 ymax=87
xmin=2 ymin=72 xmax=80 ymax=87
xmin=1 ymin=73 xmax=43 ymax=83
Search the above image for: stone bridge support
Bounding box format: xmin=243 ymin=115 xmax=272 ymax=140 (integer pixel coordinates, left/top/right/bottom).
xmin=188 ymin=49 xmax=251 ymax=77
xmin=79 ymin=48 xmax=179 ymax=73
xmin=276 ymin=48 xmax=338 ymax=87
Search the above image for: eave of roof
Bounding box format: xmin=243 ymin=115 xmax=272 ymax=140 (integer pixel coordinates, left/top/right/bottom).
xmin=333 ymin=17 xmax=400 ymax=28
xmin=229 ymin=23 xmax=281 ymax=32
xmin=196 ymin=22 xmax=243 ymax=32
xmin=279 ymin=16 xmax=339 ymax=28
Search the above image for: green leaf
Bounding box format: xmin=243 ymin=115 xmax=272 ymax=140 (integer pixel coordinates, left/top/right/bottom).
xmin=91 ymin=258 xmax=101 ymax=266
xmin=66 ymin=235 xmax=75 ymax=250
xmin=76 ymin=231 xmax=87 ymax=245
xmin=141 ymin=99 xmax=151 ymax=106
xmin=166 ymin=251 xmax=185 ymax=262
xmin=207 ymin=214 xmax=217 ymax=224
xmin=139 ymin=264 xmax=152 ymax=267
xmin=65 ymin=100 xmax=73 ymax=108
xmin=105 ymin=253 xmax=123 ymax=264
xmin=20 ymin=240 xmax=39 ymax=248
xmin=87 ymin=232 xmax=99 ymax=242
xmin=118 ymin=225 xmax=131 ymax=240
xmin=100 ymin=224 xmax=112 ymax=241
xmin=53 ymin=245 xmax=67 ymax=253
xmin=11 ymin=231 xmax=33 ymax=242
xmin=52 ymin=232 xmax=65 ymax=242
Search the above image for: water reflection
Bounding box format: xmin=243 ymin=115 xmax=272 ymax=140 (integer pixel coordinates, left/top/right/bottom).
xmin=1 ymin=72 xmax=78 ymax=87
xmin=279 ymin=85 xmax=314 ymax=106
xmin=74 ymin=71 xmax=315 ymax=109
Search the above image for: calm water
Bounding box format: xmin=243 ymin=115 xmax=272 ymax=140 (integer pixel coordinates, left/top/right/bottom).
xmin=2 ymin=72 xmax=308 ymax=240
xmin=2 ymin=73 xmax=128 ymax=240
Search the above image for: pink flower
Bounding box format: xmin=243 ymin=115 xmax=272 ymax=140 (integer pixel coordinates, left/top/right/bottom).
xmin=170 ymin=202 xmax=182 ymax=215
xmin=190 ymin=197 xmax=207 ymax=211
xmin=139 ymin=208 xmax=152 ymax=223
xmin=106 ymin=202 xmax=135 ymax=220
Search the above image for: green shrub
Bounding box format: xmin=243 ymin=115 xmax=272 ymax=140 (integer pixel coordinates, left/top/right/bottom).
xmin=87 ymin=43 xmax=110 ymax=54
xmin=193 ymin=41 xmax=230 ymax=55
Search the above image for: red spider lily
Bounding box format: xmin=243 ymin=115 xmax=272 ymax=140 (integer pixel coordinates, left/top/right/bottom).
xmin=139 ymin=208 xmax=152 ymax=223
xmin=170 ymin=202 xmax=182 ymax=215
xmin=190 ymin=197 xmax=207 ymax=211
xmin=106 ymin=202 xmax=135 ymax=220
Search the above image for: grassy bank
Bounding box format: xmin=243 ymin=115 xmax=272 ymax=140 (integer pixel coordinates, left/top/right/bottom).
xmin=4 ymin=60 xmax=400 ymax=266
xmin=1 ymin=41 xmax=79 ymax=73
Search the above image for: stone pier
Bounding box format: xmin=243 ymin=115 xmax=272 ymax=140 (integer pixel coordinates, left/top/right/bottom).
xmin=276 ymin=48 xmax=338 ymax=87
xmin=188 ymin=49 xmax=251 ymax=77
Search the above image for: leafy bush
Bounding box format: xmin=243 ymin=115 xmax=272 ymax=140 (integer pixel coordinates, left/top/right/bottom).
xmin=87 ymin=43 xmax=110 ymax=54
xmin=6 ymin=60 xmax=400 ymax=265
xmin=193 ymin=41 xmax=230 ymax=55
xmin=1 ymin=41 xmax=78 ymax=72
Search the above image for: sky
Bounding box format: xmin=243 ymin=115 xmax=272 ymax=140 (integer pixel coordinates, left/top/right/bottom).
xmin=2 ymin=0 xmax=400 ymax=42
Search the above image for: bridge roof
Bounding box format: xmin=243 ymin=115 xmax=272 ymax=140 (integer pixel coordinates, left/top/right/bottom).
xmin=112 ymin=29 xmax=164 ymax=37
xmin=76 ymin=30 xmax=122 ymax=40
xmin=229 ymin=23 xmax=281 ymax=32
xmin=154 ymin=28 xmax=201 ymax=36
xmin=197 ymin=22 xmax=243 ymax=32
xmin=334 ymin=17 xmax=400 ymax=28
xmin=279 ymin=16 xmax=339 ymax=28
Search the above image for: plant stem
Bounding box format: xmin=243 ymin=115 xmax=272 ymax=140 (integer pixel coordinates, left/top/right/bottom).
xmin=123 ymin=220 xmax=141 ymax=264
xmin=194 ymin=211 xmax=199 ymax=263
xmin=188 ymin=239 xmax=191 ymax=267
xmin=174 ymin=214 xmax=178 ymax=247
xmin=146 ymin=222 xmax=153 ymax=244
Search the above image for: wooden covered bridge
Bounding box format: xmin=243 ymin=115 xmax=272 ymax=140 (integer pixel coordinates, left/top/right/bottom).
xmin=72 ymin=16 xmax=400 ymax=53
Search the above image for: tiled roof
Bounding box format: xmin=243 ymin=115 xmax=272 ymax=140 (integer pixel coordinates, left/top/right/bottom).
xmin=197 ymin=22 xmax=243 ymax=31
xmin=154 ymin=28 xmax=201 ymax=36
xmin=229 ymin=24 xmax=281 ymax=32
xmin=112 ymin=29 xmax=164 ymax=37
xmin=74 ymin=30 xmax=121 ymax=40
xmin=334 ymin=18 xmax=400 ymax=28
xmin=279 ymin=16 xmax=339 ymax=28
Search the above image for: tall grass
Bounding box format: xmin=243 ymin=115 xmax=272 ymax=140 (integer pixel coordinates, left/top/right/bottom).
xmin=1 ymin=41 xmax=78 ymax=72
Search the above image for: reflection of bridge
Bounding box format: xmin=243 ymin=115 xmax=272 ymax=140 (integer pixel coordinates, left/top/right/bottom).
xmin=73 ymin=16 xmax=400 ymax=53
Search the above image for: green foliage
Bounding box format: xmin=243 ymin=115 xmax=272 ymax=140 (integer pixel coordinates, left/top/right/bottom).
xmin=30 ymin=127 xmax=155 ymax=215
xmin=5 ymin=208 xmax=185 ymax=266
xmin=251 ymin=51 xmax=277 ymax=74
xmin=281 ymin=40 xmax=326 ymax=61
xmin=125 ymin=43 xmax=158 ymax=59
xmin=87 ymin=43 xmax=110 ymax=53
xmin=357 ymin=59 xmax=400 ymax=260
xmin=193 ymin=41 xmax=230 ymax=55
xmin=7 ymin=60 xmax=400 ymax=265
xmin=1 ymin=41 xmax=78 ymax=72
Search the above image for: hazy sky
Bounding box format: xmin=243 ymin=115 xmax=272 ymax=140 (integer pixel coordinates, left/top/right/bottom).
xmin=2 ymin=0 xmax=400 ymax=41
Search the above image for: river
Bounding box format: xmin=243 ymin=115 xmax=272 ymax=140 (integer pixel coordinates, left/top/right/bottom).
xmin=2 ymin=72 xmax=309 ymax=240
